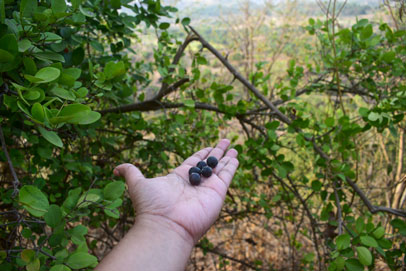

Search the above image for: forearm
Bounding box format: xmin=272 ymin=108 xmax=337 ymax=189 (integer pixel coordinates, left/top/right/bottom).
xmin=95 ymin=215 xmax=194 ymax=271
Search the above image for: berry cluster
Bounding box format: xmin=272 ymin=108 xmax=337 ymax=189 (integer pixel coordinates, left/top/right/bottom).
xmin=189 ymin=156 xmax=218 ymax=186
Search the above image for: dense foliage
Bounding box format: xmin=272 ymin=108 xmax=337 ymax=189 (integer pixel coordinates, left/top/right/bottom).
xmin=1 ymin=0 xmax=406 ymax=270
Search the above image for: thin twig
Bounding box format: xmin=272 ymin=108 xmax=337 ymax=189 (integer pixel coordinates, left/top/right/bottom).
xmin=0 ymin=124 xmax=20 ymax=197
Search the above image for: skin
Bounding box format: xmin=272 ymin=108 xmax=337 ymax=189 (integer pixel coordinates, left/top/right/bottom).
xmin=95 ymin=139 xmax=239 ymax=271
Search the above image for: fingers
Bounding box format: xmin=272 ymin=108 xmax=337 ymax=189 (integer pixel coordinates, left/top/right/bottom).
xmin=114 ymin=163 xmax=145 ymax=186
xmin=206 ymin=139 xmax=231 ymax=161
xmin=182 ymin=147 xmax=213 ymax=167
xmin=215 ymin=148 xmax=238 ymax=173
xmin=217 ymin=158 xmax=239 ymax=187
xmin=201 ymin=156 xmax=239 ymax=200
xmin=175 ymin=139 xmax=235 ymax=184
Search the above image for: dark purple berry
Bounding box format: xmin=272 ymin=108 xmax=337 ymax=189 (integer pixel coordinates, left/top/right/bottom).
xmin=189 ymin=166 xmax=201 ymax=175
xmin=196 ymin=161 xmax=207 ymax=169
xmin=189 ymin=172 xmax=201 ymax=186
xmin=201 ymin=166 xmax=212 ymax=177
xmin=207 ymin=156 xmax=218 ymax=168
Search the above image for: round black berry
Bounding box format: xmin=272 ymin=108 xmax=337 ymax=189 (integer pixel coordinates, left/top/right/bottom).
xmin=189 ymin=166 xmax=201 ymax=175
xmin=207 ymin=156 xmax=218 ymax=168
xmin=201 ymin=166 xmax=212 ymax=177
xmin=196 ymin=161 xmax=207 ymax=169
xmin=189 ymin=172 xmax=201 ymax=186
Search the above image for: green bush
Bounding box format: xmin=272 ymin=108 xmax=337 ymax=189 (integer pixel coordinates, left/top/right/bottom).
xmin=2 ymin=0 xmax=406 ymax=270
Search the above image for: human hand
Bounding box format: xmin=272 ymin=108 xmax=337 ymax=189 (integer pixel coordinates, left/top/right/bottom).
xmin=114 ymin=139 xmax=239 ymax=246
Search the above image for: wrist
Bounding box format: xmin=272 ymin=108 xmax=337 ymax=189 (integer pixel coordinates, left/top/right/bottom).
xmin=133 ymin=214 xmax=195 ymax=249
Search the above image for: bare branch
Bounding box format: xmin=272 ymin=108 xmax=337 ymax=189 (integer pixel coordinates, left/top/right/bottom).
xmin=189 ymin=26 xmax=406 ymax=218
xmin=188 ymin=25 xmax=292 ymax=125
xmin=153 ymin=78 xmax=189 ymax=101
xmin=196 ymin=244 xmax=258 ymax=270
xmin=0 ymin=124 xmax=19 ymax=197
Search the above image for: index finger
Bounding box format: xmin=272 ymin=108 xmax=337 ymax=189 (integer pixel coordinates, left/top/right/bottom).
xmin=182 ymin=147 xmax=213 ymax=167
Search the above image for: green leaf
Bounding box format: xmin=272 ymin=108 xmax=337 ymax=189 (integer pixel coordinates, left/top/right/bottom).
xmin=79 ymin=5 xmax=95 ymax=17
xmin=27 ymin=258 xmax=40 ymax=271
xmin=90 ymin=41 xmax=103 ymax=52
xmin=19 ymin=185 xmax=50 ymax=217
xmin=20 ymin=0 xmax=37 ymax=17
xmin=356 ymin=217 xmax=365 ymax=233
xmin=356 ymin=246 xmax=372 ymax=266
xmin=25 ymin=74 xmax=43 ymax=83
xmin=75 ymin=87 xmax=88 ymax=98
xmin=17 ymin=100 xmax=31 ymax=115
xmin=31 ymin=103 xmax=45 ymax=122
xmin=38 ymin=126 xmax=63 ymax=147
xmin=70 ymin=225 xmax=88 ymax=244
xmin=50 ymin=265 xmax=71 ymax=271
xmin=311 ymin=180 xmax=322 ymax=191
xmin=360 ymin=24 xmax=373 ymax=40
xmin=360 ymin=236 xmax=378 ymax=248
xmin=335 ymin=234 xmax=351 ymax=250
xmin=42 ymin=32 xmax=62 ymax=43
xmin=58 ymin=72 xmax=76 ymax=87
xmin=64 ymin=68 xmax=81 ymax=80
xmin=181 ymin=17 xmax=191 ymax=26
xmin=18 ymin=39 xmax=32 ymax=52
xmin=111 ymin=0 xmax=121 ymax=9
xmin=60 ymin=103 xmax=89 ymax=115
xmin=344 ymin=259 xmax=364 ymax=271
xmin=184 ymin=100 xmax=195 ymax=108
xmin=334 ymin=256 xmax=345 ymax=271
xmin=49 ymin=87 xmax=76 ymax=101
xmin=24 ymin=89 xmax=40 ymax=100
xmin=51 ymin=0 xmax=67 ymax=14
xmin=325 ymin=117 xmax=335 ymax=127
xmin=72 ymin=47 xmax=84 ymax=65
xmin=104 ymin=61 xmax=125 ymax=80
xmin=21 ymin=249 xmax=35 ymax=263
xmin=51 ymin=103 xmax=100 ymax=124
xmin=197 ymin=56 xmax=207 ymax=65
xmin=70 ymin=111 xmax=101 ymax=125
xmin=71 ymin=0 xmax=82 ymax=9
xmin=390 ymin=218 xmax=406 ymax=235
xmin=33 ymin=51 xmax=65 ymax=63
xmin=44 ymin=204 xmax=62 ymax=228
xmin=372 ymin=226 xmax=385 ymax=239
xmin=0 ymin=34 xmax=18 ymax=56
xmin=159 ymin=22 xmax=170 ymax=30
xmin=51 ymin=111 xmax=101 ymax=125
xmin=104 ymin=181 xmax=125 ymax=200
xmin=34 ymin=67 xmax=61 ymax=83
xmin=0 ymin=0 xmax=4 ymax=23
xmin=77 ymin=193 xmax=100 ymax=208
xmin=62 ymin=188 xmax=82 ymax=210
xmin=23 ymin=57 xmax=37 ymax=75
xmin=66 ymin=252 xmax=97 ymax=269
xmin=0 ymin=49 xmax=14 ymax=62
xmin=382 ymin=51 xmax=395 ymax=63
xmin=378 ymin=238 xmax=392 ymax=249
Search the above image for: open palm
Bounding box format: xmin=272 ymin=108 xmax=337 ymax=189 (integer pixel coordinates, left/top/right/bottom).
xmin=114 ymin=139 xmax=239 ymax=244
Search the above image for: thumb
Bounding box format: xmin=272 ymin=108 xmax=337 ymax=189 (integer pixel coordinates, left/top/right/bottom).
xmin=114 ymin=163 xmax=145 ymax=186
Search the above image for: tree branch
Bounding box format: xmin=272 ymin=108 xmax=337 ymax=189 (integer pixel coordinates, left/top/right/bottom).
xmin=0 ymin=124 xmax=19 ymax=197
xmin=154 ymin=33 xmax=198 ymax=100
xmin=189 ymin=25 xmax=292 ymax=125
xmin=189 ymin=25 xmax=406 ymax=218
xmin=99 ymin=100 xmax=227 ymax=115
xmin=196 ymin=244 xmax=259 ymax=270
xmin=153 ymin=77 xmax=189 ymax=101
